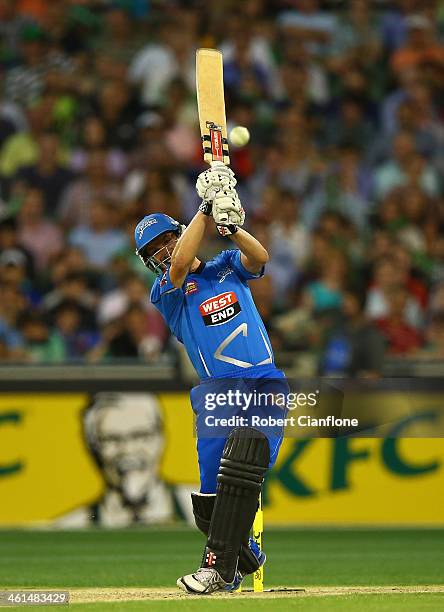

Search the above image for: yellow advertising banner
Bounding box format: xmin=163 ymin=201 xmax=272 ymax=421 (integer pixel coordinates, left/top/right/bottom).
xmin=0 ymin=393 xmax=103 ymax=523
xmin=264 ymin=437 xmax=444 ymax=525
xmin=0 ymin=392 xmax=443 ymax=526
xmin=0 ymin=392 xmax=199 ymax=525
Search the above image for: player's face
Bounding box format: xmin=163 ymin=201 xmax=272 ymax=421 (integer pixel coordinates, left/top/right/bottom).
xmin=139 ymin=231 xmax=178 ymax=273
xmin=145 ymin=232 xmax=176 ymax=259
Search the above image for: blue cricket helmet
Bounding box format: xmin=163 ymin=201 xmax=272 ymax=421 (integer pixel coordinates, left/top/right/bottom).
xmin=134 ymin=213 xmax=183 ymax=275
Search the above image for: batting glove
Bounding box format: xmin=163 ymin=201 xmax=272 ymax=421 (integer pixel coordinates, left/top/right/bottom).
xmin=213 ymin=188 xmax=245 ymax=235
xmin=196 ymin=162 xmax=237 ymax=203
xmin=216 ymin=224 xmax=240 ymax=236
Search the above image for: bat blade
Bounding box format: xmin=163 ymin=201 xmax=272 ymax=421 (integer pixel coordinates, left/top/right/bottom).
xmin=196 ymin=48 xmax=230 ymax=166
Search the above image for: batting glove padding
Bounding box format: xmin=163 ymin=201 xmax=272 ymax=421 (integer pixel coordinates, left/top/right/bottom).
xmin=212 ymin=188 xmax=245 ymax=228
xmin=196 ymin=162 xmax=237 ymax=203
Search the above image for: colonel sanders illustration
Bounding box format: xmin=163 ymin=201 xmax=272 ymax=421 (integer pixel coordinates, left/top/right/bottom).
xmin=57 ymin=392 xmax=191 ymax=526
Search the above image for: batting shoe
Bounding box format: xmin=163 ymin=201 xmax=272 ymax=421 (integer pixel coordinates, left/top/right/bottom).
xmin=247 ymin=537 xmax=266 ymax=570
xmin=222 ymin=570 xmax=243 ymax=592
xmin=177 ymin=567 xmax=233 ymax=595
xmin=223 ymin=538 xmax=266 ymax=592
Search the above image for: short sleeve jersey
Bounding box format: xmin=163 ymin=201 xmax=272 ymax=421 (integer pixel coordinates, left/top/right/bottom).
xmin=150 ymin=250 xmax=274 ymax=379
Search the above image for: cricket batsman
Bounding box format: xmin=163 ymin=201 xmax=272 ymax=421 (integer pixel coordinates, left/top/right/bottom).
xmin=134 ymin=163 xmax=287 ymax=594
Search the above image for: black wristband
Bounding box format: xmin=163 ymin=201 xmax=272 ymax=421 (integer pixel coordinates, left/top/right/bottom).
xmin=217 ymin=224 xmax=239 ymax=236
xmin=199 ymin=200 xmax=212 ymax=216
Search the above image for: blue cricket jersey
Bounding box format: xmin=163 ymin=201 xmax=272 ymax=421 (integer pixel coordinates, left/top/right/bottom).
xmin=150 ymin=250 xmax=275 ymax=379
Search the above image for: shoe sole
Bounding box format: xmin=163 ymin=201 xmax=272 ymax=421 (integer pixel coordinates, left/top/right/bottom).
xmin=177 ymin=577 xmax=204 ymax=595
xmin=177 ymin=577 xmax=219 ymax=595
xmin=177 ymin=576 xmax=235 ymax=596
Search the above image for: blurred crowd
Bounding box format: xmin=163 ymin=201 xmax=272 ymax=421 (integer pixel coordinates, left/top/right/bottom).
xmin=1 ymin=0 xmax=444 ymax=375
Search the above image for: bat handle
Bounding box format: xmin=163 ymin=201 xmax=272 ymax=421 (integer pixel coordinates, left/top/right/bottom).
xmin=210 ymin=161 xmax=226 ymax=169
xmin=208 ymin=168 xmax=229 ymax=223
xmin=211 ymin=186 xmax=228 ymax=223
xmin=214 ymin=188 xmax=228 ymax=223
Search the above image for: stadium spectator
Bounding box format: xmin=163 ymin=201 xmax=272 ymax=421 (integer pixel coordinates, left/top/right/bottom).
xmin=366 ymin=256 xmax=423 ymax=328
xmin=68 ymin=200 xmax=127 ymax=270
xmin=222 ymin=13 xmax=279 ymax=101
xmin=5 ymin=23 xmax=73 ymax=105
xmin=308 ymin=147 xmax=372 ymax=231
xmin=279 ymin=58 xmax=327 ymax=114
xmin=373 ymin=131 xmax=440 ymax=199
xmin=69 ymin=115 xmax=128 ymax=178
xmin=0 ymin=98 xmax=55 ymax=178
xmin=0 ymin=0 xmax=34 ymax=64
xmin=19 ymin=310 xmax=66 ymax=362
xmin=0 ymin=0 xmax=442 ymax=375
xmin=390 ymin=15 xmax=444 ymax=75
xmin=270 ymin=189 xmax=310 ymax=269
xmin=376 ymin=284 xmax=423 ymax=354
xmin=0 ymin=96 xmax=25 ymax=144
xmin=97 ymin=273 xmax=166 ymax=339
xmin=129 ymin=17 xmax=196 ymax=106
xmin=92 ymin=79 xmax=140 ymax=152
xmin=277 ymin=0 xmax=337 ymax=57
xmin=0 ymin=282 xmax=26 ymax=360
xmin=58 ymin=149 xmax=122 ymax=228
xmin=0 ymin=215 xmax=34 ymax=278
xmin=330 ymin=0 xmax=381 ymax=58
xmin=304 ymin=249 xmax=348 ymax=314
xmin=53 ymin=300 xmax=99 ymax=361
xmin=248 ymin=273 xmax=288 ymax=355
xmin=323 ymin=98 xmax=375 ymax=152
xmin=223 ymin=22 xmax=275 ymax=101
xmin=42 ymin=272 xmax=96 ymax=330
xmin=93 ymin=3 xmax=145 ymax=66
xmin=320 ymin=289 xmax=385 ymax=376
xmin=89 ymin=303 xmax=165 ymax=363
xmin=14 ymin=131 xmax=75 ymax=214
xmin=379 ymin=0 xmax=417 ymax=52
xmin=396 ymin=186 xmax=431 ymax=252
xmin=417 ymin=311 xmax=444 ymax=359
xmin=16 ymin=186 xmax=64 ymax=271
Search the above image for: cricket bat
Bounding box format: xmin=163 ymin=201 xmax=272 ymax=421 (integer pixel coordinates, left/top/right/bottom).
xmin=196 ymin=48 xmax=230 ymax=166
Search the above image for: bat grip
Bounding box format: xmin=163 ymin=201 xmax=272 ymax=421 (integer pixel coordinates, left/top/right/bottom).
xmin=212 ymin=186 xmax=228 ymax=223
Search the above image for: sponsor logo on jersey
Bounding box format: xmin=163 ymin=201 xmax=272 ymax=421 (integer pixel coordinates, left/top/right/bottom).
xmin=160 ymin=271 xmax=168 ymax=287
xmin=185 ymin=280 xmax=198 ymax=295
xmin=199 ymin=291 xmax=241 ymax=326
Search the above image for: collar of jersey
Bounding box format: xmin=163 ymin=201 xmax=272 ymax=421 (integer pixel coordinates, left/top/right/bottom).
xmin=190 ymin=261 xmax=206 ymax=275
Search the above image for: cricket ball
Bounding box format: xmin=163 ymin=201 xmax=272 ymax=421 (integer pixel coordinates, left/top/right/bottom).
xmin=229 ymin=126 xmax=250 ymax=147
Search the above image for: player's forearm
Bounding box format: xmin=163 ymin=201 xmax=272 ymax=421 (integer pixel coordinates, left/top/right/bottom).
xmin=230 ymin=228 xmax=269 ymax=269
xmin=171 ymin=211 xmax=210 ymax=271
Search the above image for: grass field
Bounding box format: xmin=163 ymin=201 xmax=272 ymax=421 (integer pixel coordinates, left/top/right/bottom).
xmin=0 ymin=527 xmax=443 ymax=610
